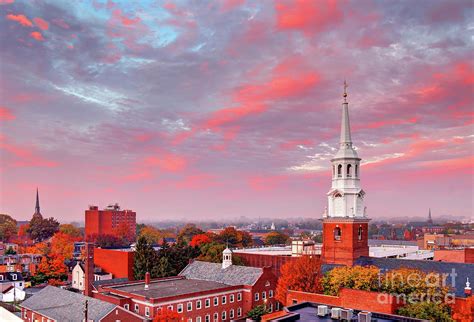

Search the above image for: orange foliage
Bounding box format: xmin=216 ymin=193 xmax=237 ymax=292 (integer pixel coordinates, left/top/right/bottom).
xmin=18 ymin=224 xmax=29 ymax=237
xmin=275 ymin=255 xmax=322 ymax=304
xmin=153 ymin=308 xmax=180 ymax=322
xmin=190 ymin=234 xmax=211 ymax=247
xmin=47 ymin=278 xmax=64 ymax=286
xmin=50 ymin=232 xmax=80 ymax=260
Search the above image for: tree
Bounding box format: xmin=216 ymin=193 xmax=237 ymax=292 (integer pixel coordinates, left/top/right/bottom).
xmin=0 ymin=214 xmax=17 ymax=242
xmin=397 ymin=301 xmax=452 ymax=321
xmin=321 ymin=265 xmax=380 ymax=296
xmin=264 ymin=231 xmax=289 ymax=245
xmin=133 ymin=235 xmax=158 ymax=280
xmin=153 ymin=308 xmax=180 ymax=322
xmin=59 ymin=224 xmax=82 ymax=238
xmin=177 ymin=224 xmax=204 ymax=244
xmin=246 ymin=304 xmax=268 ymax=321
xmin=139 ymin=226 xmax=167 ymax=245
xmin=276 ymin=255 xmax=322 ymax=304
xmin=50 ymin=232 xmax=81 ymax=260
xmin=5 ymin=246 xmax=16 ymax=255
xmin=198 ymin=242 xmax=226 ymax=263
xmin=113 ymin=222 xmax=134 ymax=243
xmin=190 ymin=234 xmax=211 ymax=247
xmin=28 ymin=215 xmax=59 ymax=242
xmin=89 ymin=234 xmax=128 ymax=248
xmin=217 ymin=227 xmax=253 ymax=247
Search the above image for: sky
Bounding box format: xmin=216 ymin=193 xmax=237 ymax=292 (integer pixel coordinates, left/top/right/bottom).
xmin=0 ymin=0 xmax=473 ymax=223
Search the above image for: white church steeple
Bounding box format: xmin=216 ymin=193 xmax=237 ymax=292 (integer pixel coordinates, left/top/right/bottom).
xmin=325 ymin=81 xmax=366 ymax=219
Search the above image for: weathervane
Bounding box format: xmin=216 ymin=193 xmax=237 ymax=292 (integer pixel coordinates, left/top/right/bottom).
xmin=343 ymin=80 xmax=348 ymax=103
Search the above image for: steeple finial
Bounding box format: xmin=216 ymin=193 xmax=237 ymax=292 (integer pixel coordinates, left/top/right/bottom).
xmin=343 ymin=80 xmax=348 ymax=103
xmin=35 ymin=188 xmax=41 ymax=215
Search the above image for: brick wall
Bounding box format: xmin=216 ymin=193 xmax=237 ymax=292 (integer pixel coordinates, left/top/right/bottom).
xmin=237 ymin=252 xmax=298 ymax=278
xmin=287 ymin=288 xmax=402 ymax=315
xmin=94 ymin=247 xmax=134 ymax=280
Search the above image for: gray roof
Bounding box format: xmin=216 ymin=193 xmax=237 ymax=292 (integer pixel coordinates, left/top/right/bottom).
xmin=354 ymin=256 xmax=474 ymax=297
xmin=179 ymin=260 xmax=263 ymax=286
xmin=109 ymin=278 xmax=231 ymax=299
xmin=21 ymin=286 xmax=116 ymax=322
xmin=93 ymin=277 xmax=129 ymax=288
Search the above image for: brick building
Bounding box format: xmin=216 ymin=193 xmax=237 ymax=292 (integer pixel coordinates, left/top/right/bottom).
xmin=20 ymin=285 xmax=146 ymax=322
xmin=94 ymin=247 xmax=135 ymax=280
xmin=92 ymin=248 xmax=279 ymax=320
xmin=85 ymin=204 xmax=136 ymax=241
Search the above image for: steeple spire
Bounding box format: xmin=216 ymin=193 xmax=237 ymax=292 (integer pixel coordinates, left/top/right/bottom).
xmin=35 ymin=188 xmax=40 ymax=214
xmin=340 ymin=80 xmax=353 ymax=148
xmin=427 ymin=208 xmax=433 ymax=225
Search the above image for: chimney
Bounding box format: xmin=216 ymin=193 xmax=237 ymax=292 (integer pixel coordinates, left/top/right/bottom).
xmin=145 ymin=272 xmax=150 ymax=290
xmin=465 ymin=278 xmax=472 ymax=297
xmin=84 ymin=242 xmax=94 ymax=297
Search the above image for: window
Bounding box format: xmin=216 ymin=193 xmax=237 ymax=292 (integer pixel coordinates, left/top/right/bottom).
xmin=276 ymin=302 xmax=280 ymax=311
xmin=213 ymin=313 xmax=218 ymax=321
xmin=337 ymin=164 xmax=342 ymax=177
xmin=178 ymin=304 xmax=184 ymax=313
xmin=358 ymin=226 xmax=363 ymax=241
xmin=222 ymin=295 xmax=226 ymax=304
xmin=262 ymin=291 xmax=266 ymax=300
xmin=197 ymin=318 xmax=202 ymax=322
xmin=205 ymin=298 xmax=210 ymax=308
xmin=168 ymin=305 xmax=173 ymax=311
xmin=124 ymin=304 xmax=129 ymax=310
xmin=269 ymin=303 xmax=273 ymax=313
xmin=229 ymin=294 xmax=234 ymax=303
xmin=347 ymin=164 xmax=352 ymax=177
xmin=292 ymin=299 xmax=297 ymax=305
xmin=134 ymin=304 xmax=139 ymax=313
xmin=255 ymin=293 xmax=259 ymax=301
xmin=187 ymin=302 xmax=192 ymax=312
xmin=229 ymin=309 xmax=234 ymax=319
xmin=145 ymin=307 xmax=150 ymax=317
xmin=334 ymin=227 xmax=342 ymax=241
xmin=269 ymin=290 xmax=274 ymax=298
xmin=237 ymin=293 xmax=242 ymax=301
xmin=24 ymin=310 xmax=27 ymax=318
xmin=355 ymin=164 xmax=358 ymax=177
xmin=214 ymin=297 xmax=219 ymax=306
xmin=11 ymin=274 xmax=17 ymax=280
xmin=187 ymin=319 xmax=192 ymax=322
xmin=205 ymin=315 xmax=210 ymax=322
xmin=19 ymin=282 xmax=22 ymax=287
xmin=222 ymin=310 xmax=226 ymax=320
xmin=237 ymin=307 xmax=242 ymax=317
xmin=196 ymin=300 xmax=202 ymax=309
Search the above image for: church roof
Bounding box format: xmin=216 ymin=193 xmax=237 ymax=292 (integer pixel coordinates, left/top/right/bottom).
xmin=179 ymin=260 xmax=264 ymax=286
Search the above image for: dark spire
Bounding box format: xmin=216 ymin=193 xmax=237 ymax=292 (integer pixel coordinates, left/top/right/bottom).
xmin=35 ymin=188 xmax=41 ymax=215
xmin=427 ymin=208 xmax=433 ymax=225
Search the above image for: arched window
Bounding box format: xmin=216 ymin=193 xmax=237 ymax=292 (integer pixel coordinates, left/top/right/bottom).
xmin=334 ymin=227 xmax=342 ymax=241
xmin=358 ymin=226 xmax=363 ymax=240
xmin=334 ymin=193 xmax=342 ymax=198
xmin=337 ymin=164 xmax=342 ymax=177
xmin=347 ymin=164 xmax=352 ymax=177
xmin=355 ymin=164 xmax=359 ymax=177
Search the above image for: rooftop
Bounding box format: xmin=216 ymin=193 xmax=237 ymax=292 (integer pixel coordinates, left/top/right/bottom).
xmin=108 ymin=277 xmax=231 ymax=299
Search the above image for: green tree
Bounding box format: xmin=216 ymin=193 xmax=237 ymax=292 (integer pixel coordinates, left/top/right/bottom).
xmin=59 ymin=224 xmax=82 ymax=238
xmin=397 ymin=301 xmax=452 ymax=321
xmin=5 ymin=246 xmax=16 ymax=255
xmin=321 ymin=265 xmax=380 ymax=296
xmin=28 ymin=214 xmax=59 ymax=242
xmin=0 ymin=214 xmax=17 ymax=242
xmin=133 ymin=235 xmax=158 ymax=280
xmin=246 ymin=305 xmax=268 ymax=321
xmin=264 ymin=231 xmax=289 ymax=245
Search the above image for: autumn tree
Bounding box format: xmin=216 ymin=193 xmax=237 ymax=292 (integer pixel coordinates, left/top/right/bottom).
xmin=153 ymin=308 xmax=179 ymax=322
xmin=0 ymin=214 xmax=17 ymax=242
xmin=89 ymin=233 xmax=128 ymax=248
xmin=177 ymin=224 xmax=204 ymax=244
xmin=59 ymin=224 xmax=82 ymax=238
xmin=139 ymin=225 xmax=170 ymax=245
xmin=264 ymin=231 xmax=289 ymax=245
xmin=398 ymin=301 xmax=452 ymax=321
xmin=321 ymin=265 xmax=380 ymax=296
xmin=217 ymin=227 xmax=252 ymax=248
xmin=113 ymin=222 xmax=134 ymax=243
xmin=190 ymin=234 xmax=212 ymax=247
xmin=276 ymin=255 xmax=322 ymax=304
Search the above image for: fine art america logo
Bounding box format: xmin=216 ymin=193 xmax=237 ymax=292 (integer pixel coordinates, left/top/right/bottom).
xmin=376 ymin=268 xmax=457 ymax=305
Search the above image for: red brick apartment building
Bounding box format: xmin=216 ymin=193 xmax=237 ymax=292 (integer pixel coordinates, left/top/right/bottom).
xmin=85 ymin=203 xmax=136 ymax=240
xmin=92 ymin=249 xmax=278 ymax=320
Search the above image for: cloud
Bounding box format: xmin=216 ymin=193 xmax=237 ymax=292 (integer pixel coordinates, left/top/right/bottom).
xmin=30 ymin=31 xmax=44 ymax=41
xmin=6 ymin=14 xmax=33 ymax=27
xmin=0 ymin=107 xmax=15 ymax=121
xmin=33 ymin=17 xmax=49 ymax=30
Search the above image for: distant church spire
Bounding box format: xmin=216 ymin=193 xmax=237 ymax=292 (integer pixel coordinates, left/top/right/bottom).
xmin=34 ymin=188 xmax=42 ymax=217
xmin=340 ymin=80 xmax=353 ymax=148
xmin=427 ymin=208 xmax=433 ymax=225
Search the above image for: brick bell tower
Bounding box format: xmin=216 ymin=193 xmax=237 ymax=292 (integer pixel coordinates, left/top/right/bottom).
xmin=322 ymin=81 xmax=370 ymax=266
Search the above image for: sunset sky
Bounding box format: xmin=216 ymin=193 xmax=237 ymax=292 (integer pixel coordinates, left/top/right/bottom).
xmin=0 ymin=0 xmax=473 ymax=222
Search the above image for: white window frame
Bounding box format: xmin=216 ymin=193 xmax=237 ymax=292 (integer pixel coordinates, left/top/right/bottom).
xmin=213 ymin=312 xmax=218 ymax=321
xmin=187 ymin=302 xmax=193 ymax=312
xmin=196 ymin=317 xmax=201 ymax=322
xmin=237 ymin=307 xmax=242 ymax=317
xmin=124 ymin=304 xmax=129 ymax=310
xmin=168 ymin=305 xmax=173 ymax=311
xmin=269 ymin=290 xmax=274 ymax=298
xmin=262 ymin=291 xmax=266 ymax=300
xmin=213 ymin=297 xmax=219 ymax=306
xmin=205 ymin=298 xmax=210 ymax=308
xmin=134 ymin=304 xmax=139 ymax=313
xmin=221 ymin=295 xmax=226 ymax=305
xmin=255 ymin=293 xmax=259 ymax=301
xmin=229 ymin=294 xmax=234 ymax=303
xmin=222 ymin=310 xmax=226 ymax=320
xmin=229 ymin=309 xmax=234 ymax=319
xmin=178 ymin=304 xmax=184 ymax=313
xmin=237 ymin=293 xmax=242 ymax=301
xmin=145 ymin=306 xmax=150 ymax=317
xmin=196 ymin=299 xmax=202 ymax=309
xmin=205 ymin=314 xmax=210 ymax=322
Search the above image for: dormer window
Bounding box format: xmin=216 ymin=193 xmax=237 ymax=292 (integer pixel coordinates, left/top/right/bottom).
xmin=11 ymin=274 xmax=17 ymax=281
xmin=334 ymin=227 xmax=342 ymax=241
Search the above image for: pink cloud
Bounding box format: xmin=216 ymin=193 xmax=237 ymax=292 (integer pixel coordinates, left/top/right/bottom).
xmin=248 ymin=174 xmax=288 ymax=192
xmin=6 ymin=14 xmax=33 ymax=27
xmin=0 ymin=135 xmax=58 ymax=168
xmin=0 ymin=107 xmax=15 ymax=121
xmin=30 ymin=31 xmax=44 ymax=41
xmin=33 ymin=17 xmax=49 ymax=30
xmin=220 ymin=0 xmax=245 ymax=13
xmin=142 ymin=153 xmax=187 ymax=172
xmin=0 ymin=0 xmax=14 ymax=5
xmin=275 ymin=0 xmax=343 ymax=36
xmin=52 ymin=18 xmax=70 ymax=29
